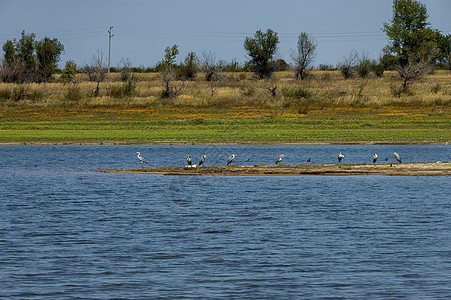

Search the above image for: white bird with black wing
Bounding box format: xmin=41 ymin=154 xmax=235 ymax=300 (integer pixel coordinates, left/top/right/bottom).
xmin=136 ymin=152 xmax=148 ymax=168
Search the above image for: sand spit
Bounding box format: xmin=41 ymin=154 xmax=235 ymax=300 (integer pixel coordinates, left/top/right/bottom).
xmin=97 ymin=162 xmax=451 ymax=176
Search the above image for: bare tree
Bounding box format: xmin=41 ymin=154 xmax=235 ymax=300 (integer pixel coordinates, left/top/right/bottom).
xmin=161 ymin=67 xmax=182 ymax=98
xmin=397 ymin=58 xmax=431 ymax=88
xmin=209 ymin=72 xmax=226 ymax=96
xmin=201 ymin=51 xmax=222 ymax=82
xmin=0 ymin=58 xmax=25 ymax=83
xmin=291 ymin=32 xmax=317 ymax=80
xmin=338 ymin=50 xmax=359 ymax=78
xmin=118 ymin=58 xmax=132 ymax=82
xmin=84 ymin=50 xmax=107 ymax=96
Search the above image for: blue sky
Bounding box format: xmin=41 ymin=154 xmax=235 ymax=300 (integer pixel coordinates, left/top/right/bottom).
xmin=0 ymin=0 xmax=450 ymax=68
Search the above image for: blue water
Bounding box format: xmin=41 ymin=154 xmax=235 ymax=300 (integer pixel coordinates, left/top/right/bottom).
xmin=1 ymin=144 xmax=450 ymax=299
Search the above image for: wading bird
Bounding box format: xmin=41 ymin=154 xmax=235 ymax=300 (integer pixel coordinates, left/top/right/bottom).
xmin=338 ymin=152 xmax=344 ymax=163
xmin=373 ymin=153 xmax=378 ymax=163
xmin=136 ymin=152 xmax=148 ymax=168
xmin=394 ymin=152 xmax=402 ymax=163
xmin=275 ymin=154 xmax=284 ymax=164
xmin=187 ymin=155 xmax=192 ymax=166
xmin=199 ymin=154 xmax=207 ymax=166
xmin=227 ymin=154 xmax=236 ymax=165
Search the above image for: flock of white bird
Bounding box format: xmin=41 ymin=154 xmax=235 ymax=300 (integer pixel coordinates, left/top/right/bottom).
xmin=136 ymin=151 xmax=403 ymax=168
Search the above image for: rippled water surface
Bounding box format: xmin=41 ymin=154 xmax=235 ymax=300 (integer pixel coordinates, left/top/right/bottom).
xmin=1 ymin=144 xmax=450 ymax=299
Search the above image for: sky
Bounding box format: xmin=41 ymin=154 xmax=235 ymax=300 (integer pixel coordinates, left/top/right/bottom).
xmin=0 ymin=0 xmax=450 ymax=68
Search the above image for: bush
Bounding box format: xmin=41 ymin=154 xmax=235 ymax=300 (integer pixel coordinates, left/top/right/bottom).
xmin=356 ymin=59 xmax=372 ymax=78
xmin=371 ymin=62 xmax=385 ymax=77
xmin=64 ymin=84 xmax=82 ymax=101
xmin=390 ymin=83 xmax=411 ymax=98
xmin=293 ymin=87 xmax=312 ymax=99
xmin=59 ymin=60 xmax=77 ymax=84
xmin=107 ymin=77 xmax=137 ymax=98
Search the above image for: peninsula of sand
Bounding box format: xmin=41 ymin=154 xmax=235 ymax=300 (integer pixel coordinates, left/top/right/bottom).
xmin=97 ymin=162 xmax=451 ymax=176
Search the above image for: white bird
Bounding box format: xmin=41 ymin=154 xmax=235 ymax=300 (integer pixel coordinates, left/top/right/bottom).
xmin=199 ymin=154 xmax=207 ymax=166
xmin=338 ymin=152 xmax=344 ymax=163
xmin=373 ymin=153 xmax=378 ymax=163
xmin=275 ymin=154 xmax=284 ymax=164
xmin=187 ymin=155 xmax=192 ymax=166
xmin=394 ymin=152 xmax=402 ymax=163
xmin=136 ymin=152 xmax=148 ymax=168
xmin=227 ymin=154 xmax=236 ymax=165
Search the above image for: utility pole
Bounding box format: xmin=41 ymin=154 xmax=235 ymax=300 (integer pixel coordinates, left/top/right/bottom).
xmin=108 ymin=26 xmax=113 ymax=74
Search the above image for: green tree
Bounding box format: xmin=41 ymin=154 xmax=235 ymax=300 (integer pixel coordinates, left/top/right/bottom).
xmin=2 ymin=40 xmax=16 ymax=64
xmin=244 ymin=29 xmax=279 ymax=79
xmin=162 ymin=44 xmax=179 ymax=68
xmin=59 ymin=60 xmax=77 ymax=84
xmin=178 ymin=51 xmax=198 ymax=80
xmin=291 ymin=32 xmax=317 ymax=80
xmin=434 ymin=32 xmax=451 ymax=69
xmin=16 ymin=31 xmax=37 ymax=78
xmin=35 ymin=37 xmax=64 ymax=82
xmin=383 ymin=0 xmax=438 ymax=86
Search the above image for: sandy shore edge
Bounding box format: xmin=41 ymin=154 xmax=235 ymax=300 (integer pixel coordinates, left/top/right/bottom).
xmin=96 ymin=162 xmax=451 ymax=176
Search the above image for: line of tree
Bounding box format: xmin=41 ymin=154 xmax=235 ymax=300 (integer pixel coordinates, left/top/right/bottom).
xmin=1 ymin=0 xmax=450 ymax=87
xmin=1 ymin=31 xmax=64 ymax=83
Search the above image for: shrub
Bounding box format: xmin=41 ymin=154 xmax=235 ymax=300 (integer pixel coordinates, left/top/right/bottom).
xmin=59 ymin=60 xmax=77 ymax=84
xmin=292 ymin=87 xmax=312 ymax=99
xmin=431 ymin=83 xmax=441 ymax=94
xmin=65 ymin=83 xmax=82 ymax=101
xmin=107 ymin=76 xmax=137 ymax=98
xmin=371 ymin=61 xmax=385 ymax=77
xmin=356 ymin=59 xmax=372 ymax=78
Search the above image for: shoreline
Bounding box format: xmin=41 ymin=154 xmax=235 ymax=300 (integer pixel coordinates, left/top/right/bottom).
xmin=1 ymin=141 xmax=449 ymax=146
xmin=96 ymin=162 xmax=451 ymax=176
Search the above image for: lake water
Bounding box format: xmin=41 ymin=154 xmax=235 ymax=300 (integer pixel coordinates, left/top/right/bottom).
xmin=1 ymin=144 xmax=450 ymax=299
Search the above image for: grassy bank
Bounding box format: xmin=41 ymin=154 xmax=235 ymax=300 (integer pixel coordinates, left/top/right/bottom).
xmin=0 ymin=71 xmax=450 ymax=144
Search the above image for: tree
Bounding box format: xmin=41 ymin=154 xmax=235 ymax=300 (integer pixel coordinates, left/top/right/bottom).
xmin=158 ymin=45 xmax=180 ymax=98
xmin=434 ymin=32 xmax=451 ymax=69
xmin=291 ymin=32 xmax=317 ymax=80
xmin=83 ymin=50 xmax=107 ymax=96
xmin=59 ymin=60 xmax=77 ymax=84
xmin=15 ymin=31 xmax=37 ymax=77
xmin=1 ymin=31 xmax=64 ymax=83
xmin=201 ymin=51 xmax=222 ymax=82
xmin=383 ymin=0 xmax=438 ymax=86
xmin=178 ymin=51 xmax=198 ymax=80
xmin=338 ymin=50 xmax=359 ymax=79
xmin=35 ymin=37 xmax=64 ymax=82
xmin=244 ymin=29 xmax=279 ymax=79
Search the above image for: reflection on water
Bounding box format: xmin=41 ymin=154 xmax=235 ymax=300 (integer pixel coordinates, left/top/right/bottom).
xmin=0 ymin=145 xmax=450 ymax=299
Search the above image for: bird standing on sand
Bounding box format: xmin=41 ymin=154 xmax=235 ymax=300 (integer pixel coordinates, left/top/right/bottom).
xmin=199 ymin=154 xmax=207 ymax=166
xmin=187 ymin=155 xmax=192 ymax=166
xmin=275 ymin=154 xmax=284 ymax=164
xmin=394 ymin=152 xmax=402 ymax=163
xmin=227 ymin=154 xmax=236 ymax=165
xmin=136 ymin=152 xmax=148 ymax=168
xmin=373 ymin=153 xmax=378 ymax=163
xmin=338 ymin=152 xmax=344 ymax=163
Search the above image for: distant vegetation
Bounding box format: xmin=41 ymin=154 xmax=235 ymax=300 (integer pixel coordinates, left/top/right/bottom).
xmin=0 ymin=0 xmax=449 ymax=108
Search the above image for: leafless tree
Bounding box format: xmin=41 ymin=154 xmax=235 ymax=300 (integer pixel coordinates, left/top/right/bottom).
xmin=291 ymin=33 xmax=317 ymax=80
xmin=338 ymin=50 xmax=359 ymax=79
xmin=201 ymin=51 xmax=223 ymax=82
xmin=0 ymin=58 xmax=25 ymax=83
xmin=209 ymin=72 xmax=226 ymax=96
xmin=118 ymin=58 xmax=132 ymax=82
xmin=397 ymin=58 xmax=431 ymax=88
xmin=84 ymin=50 xmax=107 ymax=96
xmin=161 ymin=67 xmax=181 ymax=98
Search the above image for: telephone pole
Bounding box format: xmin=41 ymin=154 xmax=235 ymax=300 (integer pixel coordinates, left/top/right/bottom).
xmin=108 ymin=26 xmax=113 ymax=74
